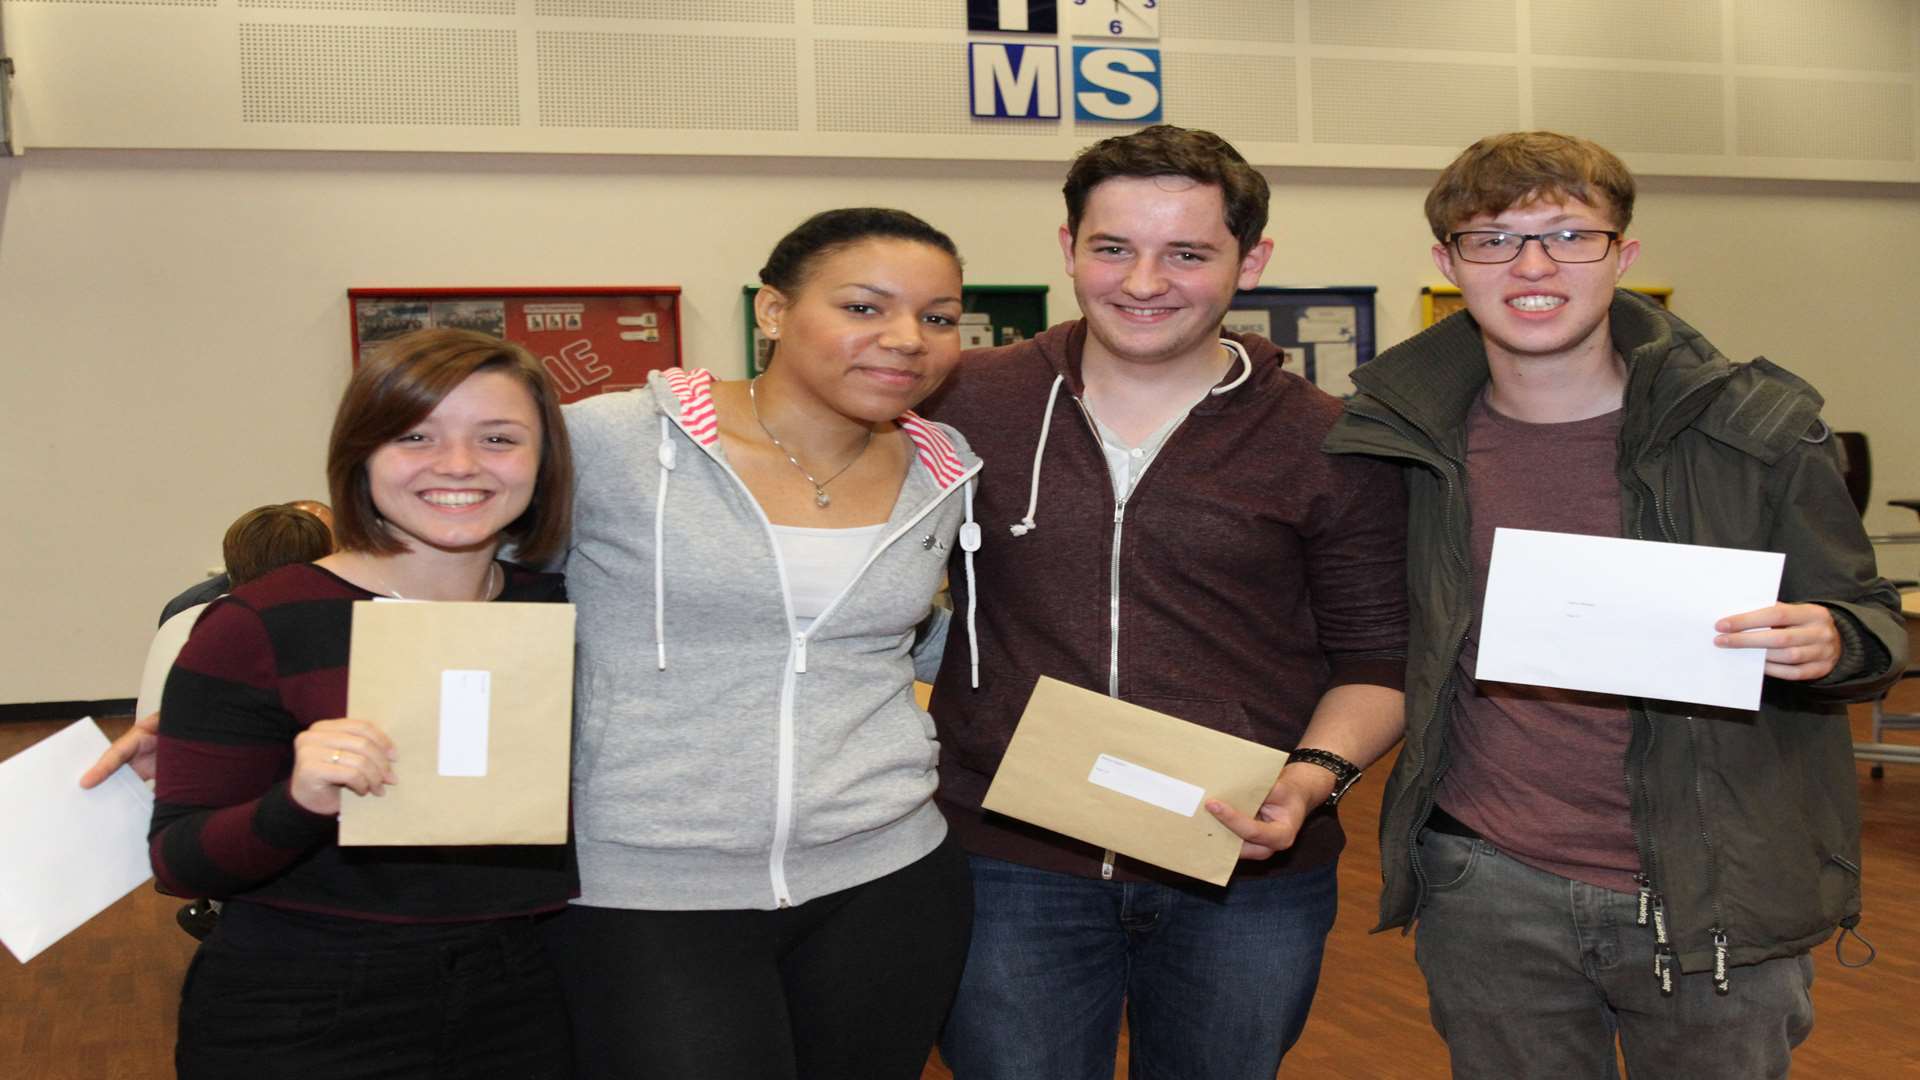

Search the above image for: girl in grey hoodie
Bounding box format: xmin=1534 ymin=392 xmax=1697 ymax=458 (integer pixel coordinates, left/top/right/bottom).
xmin=546 ymin=209 xmax=984 ymax=1080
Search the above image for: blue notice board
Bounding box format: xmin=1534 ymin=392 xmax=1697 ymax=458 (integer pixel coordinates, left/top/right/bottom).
xmin=1225 ymin=286 xmax=1376 ymax=397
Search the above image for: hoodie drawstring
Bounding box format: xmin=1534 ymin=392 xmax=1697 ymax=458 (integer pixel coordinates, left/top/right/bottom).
xmin=1214 ymin=340 xmax=1252 ymax=395
xmin=960 ymin=477 xmax=983 ymax=688
xmin=654 ymin=415 xmax=676 ymax=670
xmin=1009 ymin=373 xmax=1066 ymax=538
xmin=1007 ymin=341 xmax=1249 ymax=541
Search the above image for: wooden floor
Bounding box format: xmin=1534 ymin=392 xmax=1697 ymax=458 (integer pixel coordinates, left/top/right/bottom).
xmin=7 ymin=694 xmax=1920 ymax=1079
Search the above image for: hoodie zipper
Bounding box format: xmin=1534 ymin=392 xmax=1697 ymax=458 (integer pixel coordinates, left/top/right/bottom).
xmin=669 ymin=404 xmax=981 ymax=909
xmin=1071 ymin=394 xmax=1197 ymax=881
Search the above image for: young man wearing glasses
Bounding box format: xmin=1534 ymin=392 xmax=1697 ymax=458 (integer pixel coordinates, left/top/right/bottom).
xmin=1325 ymin=131 xmax=1906 ymax=1077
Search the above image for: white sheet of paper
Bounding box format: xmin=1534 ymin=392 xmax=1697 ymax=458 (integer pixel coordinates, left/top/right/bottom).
xmin=1297 ymin=306 xmax=1356 ymax=343
xmin=438 ymin=670 xmax=491 ymax=778
xmin=1314 ymin=342 xmax=1358 ymax=397
xmin=1087 ymin=753 xmax=1204 ymax=817
xmin=0 ymin=719 xmax=155 ymax=963
xmin=1223 ymin=309 xmax=1272 ymax=340
xmin=1476 ymin=528 xmax=1785 ymax=711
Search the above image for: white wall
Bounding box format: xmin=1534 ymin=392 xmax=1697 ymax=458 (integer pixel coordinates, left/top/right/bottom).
xmin=1 ymin=149 xmax=1915 ymax=702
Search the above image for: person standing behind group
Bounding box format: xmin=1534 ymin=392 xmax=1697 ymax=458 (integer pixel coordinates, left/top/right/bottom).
xmin=1326 ymin=131 xmax=1907 ymax=1079
xmin=156 ymin=499 xmax=335 ymax=626
xmin=924 ymin=125 xmax=1409 ymax=1079
xmin=544 ymin=208 xmax=980 ymax=1080
xmin=147 ymin=329 xmax=579 ymax=1079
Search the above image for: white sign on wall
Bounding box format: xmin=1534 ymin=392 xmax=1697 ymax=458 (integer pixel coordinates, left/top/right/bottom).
xmin=1073 ymin=46 xmax=1162 ymax=123
xmin=968 ymin=0 xmax=1059 ymax=34
xmin=969 ymin=43 xmax=1062 ymax=119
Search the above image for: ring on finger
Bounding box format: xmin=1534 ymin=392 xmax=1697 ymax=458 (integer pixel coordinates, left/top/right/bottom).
xmin=329 ymin=751 xmax=342 ymax=765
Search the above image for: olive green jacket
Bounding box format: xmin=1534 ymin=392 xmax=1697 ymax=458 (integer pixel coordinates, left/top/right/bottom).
xmin=1325 ymin=290 xmax=1906 ymax=978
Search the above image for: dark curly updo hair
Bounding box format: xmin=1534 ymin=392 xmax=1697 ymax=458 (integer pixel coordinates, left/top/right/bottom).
xmin=759 ymin=207 xmax=961 ymax=294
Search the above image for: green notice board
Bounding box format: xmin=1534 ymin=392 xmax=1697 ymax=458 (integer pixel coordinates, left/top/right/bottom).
xmin=742 ymin=284 xmax=1049 ymax=376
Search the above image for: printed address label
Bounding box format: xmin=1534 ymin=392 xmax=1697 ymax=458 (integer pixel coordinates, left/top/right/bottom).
xmin=1087 ymin=753 xmax=1204 ymax=817
xmin=438 ymin=669 xmax=491 ymax=778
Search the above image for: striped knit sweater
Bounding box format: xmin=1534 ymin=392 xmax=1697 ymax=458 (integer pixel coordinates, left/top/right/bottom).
xmin=149 ymin=561 xmax=575 ymax=923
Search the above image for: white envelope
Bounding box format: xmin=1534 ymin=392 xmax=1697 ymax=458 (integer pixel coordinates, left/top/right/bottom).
xmin=0 ymin=719 xmax=155 ymax=963
xmin=1475 ymin=528 xmax=1785 ymax=711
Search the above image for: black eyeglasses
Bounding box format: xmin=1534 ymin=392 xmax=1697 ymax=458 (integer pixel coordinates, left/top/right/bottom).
xmin=1447 ymin=229 xmax=1621 ymax=264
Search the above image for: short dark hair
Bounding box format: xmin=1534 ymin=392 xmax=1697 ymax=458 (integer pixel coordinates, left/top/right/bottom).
xmin=1062 ymin=125 xmax=1270 ymax=255
xmin=222 ymin=504 xmax=332 ymax=586
xmin=759 ymin=207 xmax=961 ymax=294
xmin=1425 ymin=131 xmax=1636 ymax=241
xmin=327 ymin=328 xmax=574 ymax=565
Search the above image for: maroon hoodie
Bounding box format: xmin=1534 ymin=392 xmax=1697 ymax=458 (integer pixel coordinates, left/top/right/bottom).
xmin=924 ymin=320 xmax=1408 ymax=883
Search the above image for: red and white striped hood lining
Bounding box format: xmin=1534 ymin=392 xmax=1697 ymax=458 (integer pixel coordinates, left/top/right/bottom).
xmin=659 ymin=367 xmax=971 ymax=491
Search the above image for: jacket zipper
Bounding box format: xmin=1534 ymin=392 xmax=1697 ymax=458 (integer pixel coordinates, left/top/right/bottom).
xmin=671 ymin=404 xmax=981 ymax=909
xmin=1684 ymin=715 xmax=1731 ymax=994
xmin=1635 ymin=367 xmax=1759 ymax=992
xmin=1338 ymin=402 xmax=1472 ymax=922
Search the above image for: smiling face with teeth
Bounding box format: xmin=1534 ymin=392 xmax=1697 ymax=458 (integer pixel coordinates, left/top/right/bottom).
xmin=1434 ymin=195 xmax=1639 ymax=372
xmin=363 ymin=369 xmax=543 ymax=557
xmin=1061 ymin=175 xmax=1273 ymax=374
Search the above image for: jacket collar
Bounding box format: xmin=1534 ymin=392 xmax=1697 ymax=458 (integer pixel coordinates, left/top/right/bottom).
xmin=1350 ymin=290 xmax=1816 ymax=463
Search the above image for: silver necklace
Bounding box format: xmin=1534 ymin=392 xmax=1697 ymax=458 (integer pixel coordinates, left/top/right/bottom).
xmin=373 ymin=559 xmax=498 ymax=601
xmin=748 ymin=376 xmax=873 ymax=509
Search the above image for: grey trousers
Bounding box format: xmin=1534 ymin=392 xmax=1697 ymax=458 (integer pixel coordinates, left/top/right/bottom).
xmin=1412 ymin=828 xmax=1815 ymax=1080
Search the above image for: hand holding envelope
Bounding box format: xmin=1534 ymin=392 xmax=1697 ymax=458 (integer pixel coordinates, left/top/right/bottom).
xmin=1475 ymin=528 xmax=1786 ymax=710
xmin=338 ymin=600 xmax=575 ymax=846
xmin=982 ymin=677 xmax=1289 ymax=886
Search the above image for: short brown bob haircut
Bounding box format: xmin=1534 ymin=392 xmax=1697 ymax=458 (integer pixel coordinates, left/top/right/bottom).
xmin=327 ymin=328 xmax=574 ymax=565
xmin=1425 ymin=131 xmax=1636 ymax=241
xmin=223 ymin=504 xmax=332 ymax=586
xmin=1063 ymin=124 xmax=1270 ymax=256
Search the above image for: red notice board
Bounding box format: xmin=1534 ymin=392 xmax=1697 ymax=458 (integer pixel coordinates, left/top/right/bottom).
xmin=348 ymin=287 xmax=683 ymax=405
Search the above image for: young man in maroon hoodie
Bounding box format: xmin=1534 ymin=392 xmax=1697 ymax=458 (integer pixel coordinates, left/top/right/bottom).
xmin=925 ymin=125 xmax=1410 ymax=1079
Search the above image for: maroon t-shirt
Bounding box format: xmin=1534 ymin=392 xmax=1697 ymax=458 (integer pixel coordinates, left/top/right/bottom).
xmin=1435 ymin=393 xmax=1641 ymax=894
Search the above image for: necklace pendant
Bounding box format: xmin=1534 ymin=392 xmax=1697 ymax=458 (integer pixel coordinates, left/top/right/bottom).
xmin=814 ymin=489 xmax=832 ymax=508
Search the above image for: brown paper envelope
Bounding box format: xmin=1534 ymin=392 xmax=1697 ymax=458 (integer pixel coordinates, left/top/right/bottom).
xmin=338 ymin=600 xmax=575 ymax=846
xmin=982 ymin=676 xmax=1288 ymax=886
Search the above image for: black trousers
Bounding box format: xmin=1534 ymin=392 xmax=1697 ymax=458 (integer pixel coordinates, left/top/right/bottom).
xmin=176 ymin=903 xmax=572 ymax=1080
xmin=545 ymin=834 xmax=974 ymax=1080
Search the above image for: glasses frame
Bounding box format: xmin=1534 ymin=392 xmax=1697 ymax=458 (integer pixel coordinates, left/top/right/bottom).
xmin=1446 ymin=229 xmax=1622 ymax=265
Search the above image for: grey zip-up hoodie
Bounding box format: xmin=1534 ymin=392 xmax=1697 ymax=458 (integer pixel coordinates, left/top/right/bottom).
xmin=562 ymin=368 xmax=983 ymax=911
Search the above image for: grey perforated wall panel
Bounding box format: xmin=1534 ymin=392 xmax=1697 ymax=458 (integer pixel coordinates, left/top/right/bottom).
xmin=538 ymin=32 xmax=799 ymax=129
xmin=532 ymin=0 xmax=794 ymax=21
xmin=1736 ymin=0 xmax=1912 ymax=73
xmin=1534 ymin=68 xmax=1723 ymax=156
xmin=814 ymin=0 xmax=962 ymax=30
xmin=815 ymin=39 xmax=1050 ymax=136
xmin=239 ymin=24 xmax=518 ymax=126
xmin=1738 ymin=76 xmax=1915 ymax=161
xmin=9 ymin=0 xmax=1919 ymax=179
xmin=1531 ymin=0 xmax=1720 ymax=63
xmin=1162 ymin=53 xmax=1297 ymax=143
xmin=1311 ymin=0 xmax=1516 ymax=53
xmin=13 ymin=0 xmax=212 ymax=6
xmin=1166 ymin=0 xmax=1293 ymax=43
xmin=241 ymin=0 xmax=510 ymax=14
xmin=1312 ymin=58 xmax=1519 ymax=148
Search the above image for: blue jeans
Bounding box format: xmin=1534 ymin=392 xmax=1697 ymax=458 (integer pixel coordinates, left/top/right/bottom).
xmin=940 ymin=855 xmax=1338 ymax=1080
xmin=1414 ymin=828 xmax=1816 ymax=1080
